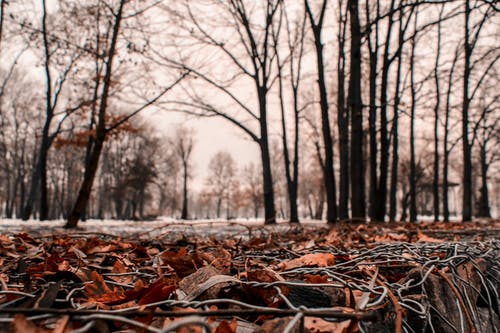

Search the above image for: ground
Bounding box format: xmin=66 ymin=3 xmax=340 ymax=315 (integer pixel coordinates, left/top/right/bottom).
xmin=0 ymin=219 xmax=499 ymax=332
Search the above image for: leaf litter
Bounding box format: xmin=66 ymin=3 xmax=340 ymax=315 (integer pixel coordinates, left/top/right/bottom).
xmin=0 ymin=219 xmax=498 ymax=332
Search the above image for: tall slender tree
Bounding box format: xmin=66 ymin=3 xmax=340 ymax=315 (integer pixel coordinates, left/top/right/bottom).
xmin=432 ymin=5 xmax=445 ymax=222
xmin=409 ymin=8 xmax=419 ymax=223
xmin=274 ymin=4 xmax=306 ymax=223
xmin=336 ymin=0 xmax=349 ymax=220
xmin=462 ymin=1 xmax=472 ymax=222
xmin=305 ymin=0 xmax=337 ymax=223
xmin=347 ymin=0 xmax=365 ymax=220
xmin=365 ymin=0 xmax=380 ymax=221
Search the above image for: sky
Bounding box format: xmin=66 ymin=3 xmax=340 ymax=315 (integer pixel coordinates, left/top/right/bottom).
xmin=149 ymin=110 xmax=260 ymax=189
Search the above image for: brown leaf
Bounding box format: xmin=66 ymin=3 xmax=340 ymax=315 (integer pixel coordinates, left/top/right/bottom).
xmin=304 ymin=318 xmax=355 ymax=333
xmin=278 ymin=253 xmax=335 ymax=271
xmin=10 ymin=314 xmax=51 ymax=333
xmin=161 ymin=247 xmax=202 ymax=277
xmin=138 ymin=278 xmax=176 ymax=305
xmin=215 ymin=318 xmax=238 ymax=333
xmin=416 ymin=231 xmax=444 ymax=243
xmin=198 ymin=246 xmax=232 ymax=273
xmin=246 ymin=268 xmax=288 ymax=307
xmin=85 ymin=271 xmax=113 ymax=297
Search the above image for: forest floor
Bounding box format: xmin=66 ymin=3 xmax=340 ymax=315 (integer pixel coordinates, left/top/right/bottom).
xmin=0 ymin=219 xmax=499 ymax=332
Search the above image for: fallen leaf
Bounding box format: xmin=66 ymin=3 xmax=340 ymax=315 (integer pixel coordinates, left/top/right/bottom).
xmin=304 ymin=318 xmax=355 ymax=333
xmin=10 ymin=314 xmax=51 ymax=333
xmin=215 ymin=318 xmax=238 ymax=333
xmin=278 ymin=253 xmax=335 ymax=271
xmin=416 ymin=231 xmax=443 ymax=243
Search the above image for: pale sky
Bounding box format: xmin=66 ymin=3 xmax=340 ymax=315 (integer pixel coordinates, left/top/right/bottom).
xmin=149 ymin=111 xmax=260 ymax=189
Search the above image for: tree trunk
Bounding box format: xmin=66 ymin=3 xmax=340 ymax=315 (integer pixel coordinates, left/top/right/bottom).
xmin=442 ymin=51 xmax=458 ymax=222
xmin=278 ymin=54 xmax=299 ymax=223
xmin=477 ymin=144 xmax=490 ymax=218
xmin=433 ymin=6 xmax=444 ymax=222
xmin=306 ymin=0 xmax=337 ymax=223
xmin=409 ymin=13 xmax=418 ymax=223
xmin=65 ymin=0 xmax=125 ymax=229
xmin=257 ymin=86 xmax=276 ymax=224
xmin=366 ymin=0 xmax=379 ymax=221
xmin=66 ymin=137 xmax=105 ymax=228
xmin=181 ymin=160 xmax=188 ymax=219
xmin=317 ymin=38 xmax=337 ymax=224
xmin=348 ymin=0 xmax=365 ymax=221
xmin=389 ymin=13 xmax=403 ymax=222
xmin=39 ymin=137 xmax=49 ymax=220
xmin=337 ymin=1 xmax=349 ymax=220
xmin=462 ymin=1 xmax=472 ymax=222
xmin=389 ymin=2 xmax=409 ymax=222
xmin=377 ymin=0 xmax=398 ymax=222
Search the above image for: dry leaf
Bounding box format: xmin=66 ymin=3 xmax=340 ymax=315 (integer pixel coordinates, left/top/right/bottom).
xmin=215 ymin=318 xmax=238 ymax=333
xmin=304 ymin=318 xmax=355 ymax=333
xmin=10 ymin=314 xmax=51 ymax=333
xmin=278 ymin=253 xmax=335 ymax=271
xmin=416 ymin=231 xmax=443 ymax=243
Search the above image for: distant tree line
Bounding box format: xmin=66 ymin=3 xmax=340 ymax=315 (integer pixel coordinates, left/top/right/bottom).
xmin=0 ymin=0 xmax=498 ymax=226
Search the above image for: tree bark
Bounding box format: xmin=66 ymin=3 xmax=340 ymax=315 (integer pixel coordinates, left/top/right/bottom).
xmin=389 ymin=5 xmax=404 ymax=222
xmin=462 ymin=1 xmax=472 ymax=222
xmin=366 ymin=0 xmax=379 ymax=221
xmin=477 ymin=143 xmax=490 ymax=218
xmin=181 ymin=160 xmax=188 ymax=219
xmin=337 ymin=0 xmax=349 ymax=220
xmin=348 ymin=0 xmax=365 ymax=220
xmin=409 ymin=12 xmax=418 ymax=223
xmin=433 ymin=5 xmax=444 ymax=222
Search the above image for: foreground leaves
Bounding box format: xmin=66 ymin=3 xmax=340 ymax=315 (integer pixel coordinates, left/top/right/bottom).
xmin=0 ymin=220 xmax=498 ymax=332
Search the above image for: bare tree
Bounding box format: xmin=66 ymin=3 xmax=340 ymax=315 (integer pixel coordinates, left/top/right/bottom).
xmin=65 ymin=0 xmax=186 ymax=228
xmin=347 ymin=0 xmax=365 ymax=220
xmin=461 ymin=1 xmax=497 ymax=222
xmin=409 ymin=7 xmax=419 ymax=222
xmin=274 ymin=3 xmax=306 ymax=223
xmin=22 ymin=0 xmax=88 ymax=221
xmin=305 ymin=0 xmax=337 ymax=223
xmin=365 ymin=0 xmax=380 ymax=221
xmin=160 ymin=0 xmax=281 ymax=224
xmin=241 ymin=162 xmax=263 ymax=219
xmin=432 ymin=4 xmax=445 ymax=222
xmin=172 ymin=126 xmax=195 ymax=220
xmin=336 ymin=0 xmax=349 ymax=220
xmin=206 ymin=151 xmax=237 ymax=218
xmin=389 ymin=3 xmax=409 ymax=222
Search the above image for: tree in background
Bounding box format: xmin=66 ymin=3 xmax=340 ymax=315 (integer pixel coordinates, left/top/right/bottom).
xmin=171 ymin=126 xmax=195 ymax=220
xmin=206 ymin=151 xmax=237 ymax=219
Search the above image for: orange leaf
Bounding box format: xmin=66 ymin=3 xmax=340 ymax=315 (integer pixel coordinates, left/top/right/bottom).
xmin=215 ymin=318 xmax=238 ymax=333
xmin=417 ymin=231 xmax=443 ymax=243
xmin=85 ymin=271 xmax=113 ymax=297
xmin=304 ymin=318 xmax=355 ymax=333
xmin=278 ymin=253 xmax=335 ymax=271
